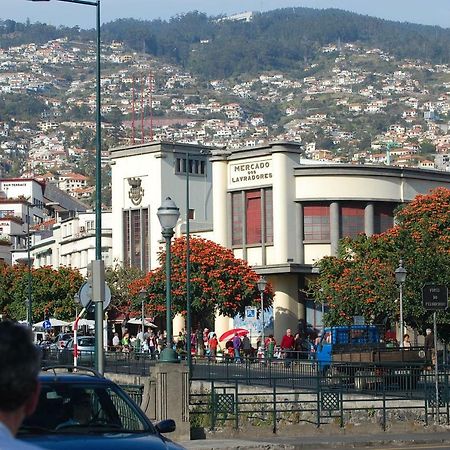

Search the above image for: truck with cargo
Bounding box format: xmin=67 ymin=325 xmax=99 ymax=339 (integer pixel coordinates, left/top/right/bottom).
xmin=315 ymin=325 xmax=431 ymax=389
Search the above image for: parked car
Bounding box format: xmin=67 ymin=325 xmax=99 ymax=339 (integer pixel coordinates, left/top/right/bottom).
xmin=18 ymin=368 xmax=185 ymax=449
xmin=59 ymin=336 xmax=95 ymax=365
xmin=54 ymin=332 xmax=73 ymax=350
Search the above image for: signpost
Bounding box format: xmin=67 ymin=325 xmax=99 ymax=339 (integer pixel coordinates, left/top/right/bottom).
xmin=422 ymin=284 xmax=448 ymax=310
xmin=75 ymin=275 xmax=111 ymax=373
xmin=422 ymin=284 xmax=449 ymax=424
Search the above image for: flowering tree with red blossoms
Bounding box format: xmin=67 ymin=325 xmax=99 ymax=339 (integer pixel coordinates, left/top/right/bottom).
xmin=310 ymin=187 xmax=450 ymax=336
xmin=129 ymin=237 xmax=274 ymax=323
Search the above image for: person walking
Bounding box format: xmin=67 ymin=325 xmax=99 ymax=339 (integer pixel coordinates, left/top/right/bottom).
xmin=294 ymin=332 xmax=306 ymax=359
xmin=402 ymin=333 xmax=411 ymax=348
xmin=280 ymin=328 xmax=295 ymax=362
xmin=232 ymin=333 xmax=242 ymax=363
xmin=121 ymin=332 xmax=130 ymax=353
xmin=241 ymin=334 xmax=252 ymax=359
xmin=112 ymin=332 xmax=120 ymax=351
xmin=424 ymin=328 xmax=436 ymax=367
xmin=266 ymin=335 xmax=276 ymax=360
xmin=208 ymin=333 xmax=219 ymax=362
xmin=0 ymin=320 xmax=43 ymax=449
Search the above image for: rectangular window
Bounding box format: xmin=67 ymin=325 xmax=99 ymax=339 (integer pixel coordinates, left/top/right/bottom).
xmin=175 ymin=156 xmax=206 ymax=176
xmin=232 ymin=192 xmax=243 ymax=245
xmin=123 ymin=209 xmax=149 ymax=270
xmin=246 ymin=190 xmax=261 ymax=244
xmin=142 ymin=208 xmax=149 ymax=272
xmin=123 ymin=210 xmax=130 ymax=266
xmin=374 ymin=204 xmax=395 ymax=234
xmin=304 ymin=204 xmax=330 ymax=241
xmin=232 ymin=188 xmax=273 ymax=246
xmin=341 ymin=204 xmax=365 ymax=238
xmin=131 ymin=210 xmax=141 ymax=268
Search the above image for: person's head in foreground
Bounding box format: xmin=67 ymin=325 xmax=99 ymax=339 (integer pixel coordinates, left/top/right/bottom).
xmin=0 ymin=320 xmax=41 ymax=436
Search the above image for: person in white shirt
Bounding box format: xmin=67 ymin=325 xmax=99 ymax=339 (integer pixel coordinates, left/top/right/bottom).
xmin=112 ymin=332 xmax=120 ymax=348
xmin=0 ymin=320 xmax=43 ymax=449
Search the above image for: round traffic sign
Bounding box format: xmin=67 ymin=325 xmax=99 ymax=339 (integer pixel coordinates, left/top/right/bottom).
xmin=77 ymin=281 xmax=111 ymax=310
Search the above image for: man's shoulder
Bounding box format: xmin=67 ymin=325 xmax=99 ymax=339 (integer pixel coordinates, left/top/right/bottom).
xmin=1 ymin=421 xmax=43 ymax=450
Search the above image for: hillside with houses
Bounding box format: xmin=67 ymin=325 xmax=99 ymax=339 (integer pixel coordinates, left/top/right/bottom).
xmin=1 ymin=12 xmax=450 ymax=207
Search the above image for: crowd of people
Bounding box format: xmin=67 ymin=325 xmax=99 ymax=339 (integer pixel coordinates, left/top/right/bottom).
xmin=108 ymin=324 xmax=439 ymax=364
xmin=107 ymin=325 xmax=322 ymax=362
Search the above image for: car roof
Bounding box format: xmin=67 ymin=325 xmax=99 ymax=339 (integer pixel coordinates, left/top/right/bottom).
xmin=38 ymin=373 xmax=112 ymax=385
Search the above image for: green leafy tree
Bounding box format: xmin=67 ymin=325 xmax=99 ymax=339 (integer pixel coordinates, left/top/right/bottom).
xmin=0 ymin=265 xmax=84 ymax=322
xmin=309 ymin=188 xmax=450 ymax=337
xmin=105 ymin=264 xmax=145 ymax=319
xmin=129 ymin=237 xmax=274 ymax=325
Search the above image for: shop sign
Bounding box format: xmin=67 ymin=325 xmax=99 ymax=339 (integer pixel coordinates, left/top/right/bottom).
xmin=229 ymin=159 xmax=272 ymax=188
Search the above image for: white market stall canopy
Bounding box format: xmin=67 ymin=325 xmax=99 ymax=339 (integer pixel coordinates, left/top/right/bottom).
xmin=127 ymin=317 xmax=158 ymax=328
xmin=33 ymin=318 xmax=70 ymax=329
xmin=70 ymin=318 xmax=95 ymax=329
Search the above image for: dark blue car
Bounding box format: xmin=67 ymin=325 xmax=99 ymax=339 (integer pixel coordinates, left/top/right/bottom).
xmin=18 ymin=369 xmax=186 ymax=450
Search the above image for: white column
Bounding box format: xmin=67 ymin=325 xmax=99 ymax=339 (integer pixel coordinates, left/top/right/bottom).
xmin=214 ymin=315 xmax=233 ymax=339
xmin=365 ymin=202 xmax=375 ymax=236
xmin=330 ymin=201 xmax=340 ymax=256
xmin=211 ymin=150 xmax=229 ymax=246
xmin=272 ymin=274 xmax=299 ymax=343
xmin=211 ymin=150 xmax=233 ymax=336
xmin=272 ymin=150 xmax=294 ymax=263
xmin=173 ymin=314 xmax=185 ymax=337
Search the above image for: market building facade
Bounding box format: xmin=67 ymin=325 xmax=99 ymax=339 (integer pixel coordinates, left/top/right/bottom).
xmin=110 ymin=141 xmax=450 ymax=341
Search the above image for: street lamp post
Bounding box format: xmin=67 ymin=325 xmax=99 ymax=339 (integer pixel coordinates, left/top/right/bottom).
xmin=157 ymin=197 xmax=180 ymax=363
xmin=395 ymin=260 xmax=407 ymax=346
xmin=26 ymin=203 xmax=33 ymax=327
xmin=29 ymin=0 xmax=103 ymax=372
xmin=257 ymin=276 xmax=267 ymax=352
xmin=139 ymin=288 xmax=146 ymax=346
xmin=183 ymin=149 xmax=209 ymax=371
xmin=185 ymin=151 xmax=191 ymax=372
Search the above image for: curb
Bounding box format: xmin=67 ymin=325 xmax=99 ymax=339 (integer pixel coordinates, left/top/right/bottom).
xmin=179 ymin=432 xmax=450 ymax=449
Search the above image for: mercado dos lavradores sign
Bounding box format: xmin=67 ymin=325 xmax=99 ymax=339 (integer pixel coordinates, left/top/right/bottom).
xmin=229 ymin=159 xmax=273 ymax=189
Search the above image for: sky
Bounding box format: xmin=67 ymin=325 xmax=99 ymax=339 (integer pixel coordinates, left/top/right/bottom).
xmin=2 ymin=0 xmax=450 ymax=29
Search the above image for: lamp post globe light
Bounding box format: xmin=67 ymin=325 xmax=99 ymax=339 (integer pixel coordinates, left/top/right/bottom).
xmin=157 ymin=197 xmax=180 ymax=362
xmin=257 ymin=276 xmax=267 ymax=351
xmin=395 ymin=259 xmax=407 ymax=347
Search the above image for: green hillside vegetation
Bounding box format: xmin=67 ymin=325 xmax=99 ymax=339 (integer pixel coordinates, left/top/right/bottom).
xmin=101 ymin=8 xmax=450 ymax=78
xmin=3 ymin=7 xmax=450 ymax=80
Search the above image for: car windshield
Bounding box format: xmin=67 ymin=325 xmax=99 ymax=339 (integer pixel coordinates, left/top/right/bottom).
xmin=19 ymin=382 xmax=155 ymax=435
xmin=78 ymin=338 xmax=94 ymax=346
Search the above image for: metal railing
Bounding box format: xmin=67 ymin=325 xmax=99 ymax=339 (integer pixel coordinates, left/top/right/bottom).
xmin=190 ymin=369 xmax=450 ymax=432
xmin=41 ymin=349 xmax=450 ymax=431
xmin=41 ymin=349 xmax=158 ymax=376
xmin=119 ymin=384 xmax=144 ymax=406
